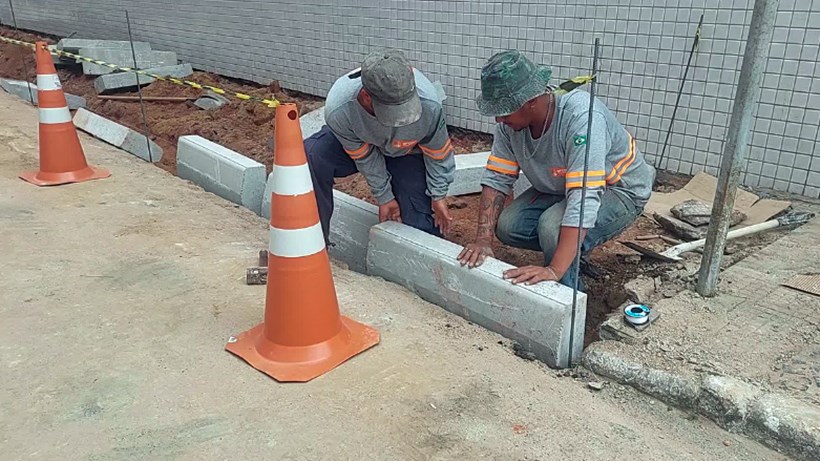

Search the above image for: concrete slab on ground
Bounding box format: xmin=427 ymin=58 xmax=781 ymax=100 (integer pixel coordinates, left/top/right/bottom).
xmin=80 ymin=48 xmax=177 ymax=75
xmin=328 ymin=190 xmax=379 ymax=273
xmin=73 ymin=108 xmax=162 ymax=162
xmin=94 ymin=63 xmax=194 ymax=94
xmin=0 ymin=78 xmax=86 ymax=110
xmin=177 ymin=135 xmax=266 ymax=215
xmin=367 ymin=221 xmax=586 ymax=368
xmin=587 ymin=207 xmax=820 ymax=460
xmin=0 ymin=90 xmax=785 ymax=461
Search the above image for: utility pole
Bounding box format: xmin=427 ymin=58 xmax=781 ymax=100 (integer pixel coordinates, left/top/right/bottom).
xmin=696 ymin=0 xmax=780 ymax=296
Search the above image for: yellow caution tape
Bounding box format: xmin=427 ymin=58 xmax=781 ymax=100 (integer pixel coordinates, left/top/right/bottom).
xmin=0 ymin=35 xmax=280 ymax=108
xmin=1 ymin=34 xmax=595 ymax=108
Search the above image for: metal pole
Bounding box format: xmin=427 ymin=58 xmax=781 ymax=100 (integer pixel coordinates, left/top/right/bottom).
xmin=568 ymin=38 xmax=600 ymax=367
xmin=658 ymin=13 xmax=704 ymax=171
xmin=8 ymin=0 xmax=34 ymax=105
xmin=696 ymin=0 xmax=780 ymax=296
xmin=125 ymin=10 xmax=154 ymax=163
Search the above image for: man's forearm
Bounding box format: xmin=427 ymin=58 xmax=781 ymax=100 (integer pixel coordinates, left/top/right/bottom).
xmin=549 ymin=226 xmax=587 ymax=277
xmin=476 ymin=186 xmax=507 ymax=243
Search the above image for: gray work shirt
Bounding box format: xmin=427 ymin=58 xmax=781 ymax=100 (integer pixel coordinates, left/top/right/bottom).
xmin=481 ymin=90 xmax=655 ymax=228
xmin=324 ymin=68 xmax=455 ymax=204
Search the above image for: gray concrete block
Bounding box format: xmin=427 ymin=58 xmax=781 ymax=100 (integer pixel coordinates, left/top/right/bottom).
xmin=0 ymin=78 xmax=86 ymax=110
xmin=366 ymin=221 xmax=585 ymax=368
xmin=80 ymin=49 xmax=178 ymax=75
xmin=47 ymin=45 xmax=77 ymax=68
xmin=57 ymin=38 xmax=152 ymax=53
xmin=194 ymin=90 xmax=230 ymax=110
xmin=329 ymin=191 xmax=378 ymax=274
xmin=177 ymin=135 xmax=265 ymax=214
xmin=94 ymin=64 xmax=194 ymax=94
xmin=299 ymin=106 xmax=325 ymax=139
xmin=449 ymin=151 xmax=488 ymax=196
xmin=73 ymin=108 xmax=162 ymax=163
xmin=449 ymin=151 xmax=531 ymax=198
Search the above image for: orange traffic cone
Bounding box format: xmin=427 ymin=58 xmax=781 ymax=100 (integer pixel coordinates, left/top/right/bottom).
xmin=226 ymin=103 xmax=380 ymax=382
xmin=19 ymin=41 xmax=110 ymax=186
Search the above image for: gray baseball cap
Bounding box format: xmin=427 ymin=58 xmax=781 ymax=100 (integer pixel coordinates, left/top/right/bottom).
xmin=355 ymin=49 xmax=421 ymax=127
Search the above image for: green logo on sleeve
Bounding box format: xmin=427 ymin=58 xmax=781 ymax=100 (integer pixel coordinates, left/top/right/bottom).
xmin=573 ymin=135 xmax=587 ymax=146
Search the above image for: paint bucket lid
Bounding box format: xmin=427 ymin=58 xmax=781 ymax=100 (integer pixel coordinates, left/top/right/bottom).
xmin=624 ymin=304 xmax=651 ymax=325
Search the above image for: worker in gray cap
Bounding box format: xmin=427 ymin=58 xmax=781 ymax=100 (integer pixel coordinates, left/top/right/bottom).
xmin=458 ymin=50 xmax=655 ymax=290
xmin=306 ymin=49 xmax=455 ymax=243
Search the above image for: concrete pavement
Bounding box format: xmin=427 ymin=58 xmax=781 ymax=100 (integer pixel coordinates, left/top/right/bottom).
xmin=0 ymin=91 xmax=786 ymax=460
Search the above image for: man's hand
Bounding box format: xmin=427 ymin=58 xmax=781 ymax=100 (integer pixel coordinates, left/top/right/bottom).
xmin=503 ymin=265 xmax=559 ymax=285
xmin=378 ymin=199 xmax=402 ymax=223
xmin=431 ymin=198 xmax=453 ymax=235
xmin=457 ymin=241 xmax=495 ymax=268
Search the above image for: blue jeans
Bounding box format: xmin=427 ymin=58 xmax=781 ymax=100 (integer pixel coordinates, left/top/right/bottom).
xmin=496 ymin=187 xmax=642 ymax=290
xmin=305 ymin=125 xmax=440 ymax=243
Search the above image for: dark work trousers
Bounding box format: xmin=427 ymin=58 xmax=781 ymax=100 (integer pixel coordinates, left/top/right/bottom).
xmin=305 ymin=125 xmax=441 ymax=244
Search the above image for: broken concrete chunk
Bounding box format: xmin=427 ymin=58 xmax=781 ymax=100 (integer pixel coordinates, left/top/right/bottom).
xmin=94 ymin=63 xmax=193 ymax=94
xmin=624 ymin=276 xmax=656 ymax=304
xmin=654 ymin=213 xmax=704 ymax=241
xmin=0 ymin=78 xmax=86 ymax=110
xmin=671 ymin=199 xmax=747 ymax=227
xmin=193 ymin=90 xmax=230 ymax=110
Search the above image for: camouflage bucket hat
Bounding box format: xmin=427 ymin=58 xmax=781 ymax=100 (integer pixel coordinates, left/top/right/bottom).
xmin=476 ymin=50 xmax=552 ymax=117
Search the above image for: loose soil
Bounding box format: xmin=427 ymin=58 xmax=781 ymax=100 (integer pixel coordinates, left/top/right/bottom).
xmin=0 ymin=26 xmax=785 ymax=347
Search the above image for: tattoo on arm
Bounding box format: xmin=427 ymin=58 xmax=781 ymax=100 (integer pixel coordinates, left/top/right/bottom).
xmin=476 ymin=187 xmax=507 ymax=242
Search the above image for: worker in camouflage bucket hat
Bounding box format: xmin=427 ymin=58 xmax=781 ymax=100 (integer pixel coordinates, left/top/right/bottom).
xmin=458 ymin=50 xmax=656 ymax=291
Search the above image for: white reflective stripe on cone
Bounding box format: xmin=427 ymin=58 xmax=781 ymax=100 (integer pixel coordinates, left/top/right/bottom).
xmin=271 ymin=163 xmax=314 ymax=196
xmin=36 ymin=74 xmax=62 ymax=91
xmin=39 ymin=107 xmax=72 ymax=124
xmin=269 ymin=222 xmax=325 ymax=258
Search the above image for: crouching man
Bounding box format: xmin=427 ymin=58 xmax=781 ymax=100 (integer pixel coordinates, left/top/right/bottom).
xmin=458 ymin=50 xmax=655 ymax=290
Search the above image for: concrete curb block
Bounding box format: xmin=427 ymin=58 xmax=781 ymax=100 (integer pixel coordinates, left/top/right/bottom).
xmin=177 ymin=135 xmax=266 ymax=214
xmin=0 ymin=79 xmax=86 ymax=110
xmin=300 ymin=106 xmax=325 ymax=140
xmin=583 ymin=343 xmax=820 ymax=461
xmin=73 ymin=108 xmax=162 ymax=163
xmin=367 ymin=221 xmax=585 ymax=368
xmin=94 ymin=64 xmax=194 ymax=94
xmin=328 ymin=191 xmax=378 ymax=274
xmin=57 ymin=39 xmax=152 ymax=53
xmin=449 ymin=152 xmax=488 ymax=196
xmin=80 ymin=49 xmax=177 ymax=75
xmin=449 ymin=151 xmax=531 ymax=198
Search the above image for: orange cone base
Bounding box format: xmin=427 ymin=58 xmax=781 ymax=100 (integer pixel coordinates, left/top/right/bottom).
xmin=19 ymin=165 xmax=110 ymax=186
xmin=226 ymin=316 xmax=380 ymax=382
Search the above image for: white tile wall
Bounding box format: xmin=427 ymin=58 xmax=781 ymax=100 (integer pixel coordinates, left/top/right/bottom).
xmin=2 ymin=0 xmax=817 ymax=197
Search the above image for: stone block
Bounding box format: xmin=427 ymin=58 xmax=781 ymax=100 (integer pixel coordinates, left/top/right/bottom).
xmin=73 ymin=108 xmax=162 ymax=162
xmin=177 ymin=135 xmax=266 ymax=214
xmin=94 ymin=63 xmax=193 ymax=94
xmin=329 ymin=191 xmax=378 ymax=274
xmin=299 ymin=106 xmax=325 ymax=139
xmin=448 ymin=150 xmax=531 ymax=198
xmin=57 ymin=38 xmax=152 ymax=53
xmin=193 ymin=90 xmax=230 ymax=110
xmin=0 ymin=78 xmax=86 ymax=110
xmin=366 ymin=221 xmax=585 ymax=368
xmin=80 ymin=49 xmax=177 ymax=75
xmin=449 ymin=151 xmax=488 ymax=196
